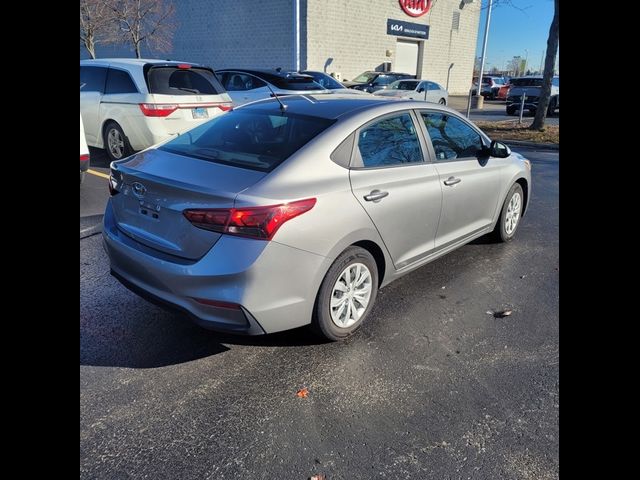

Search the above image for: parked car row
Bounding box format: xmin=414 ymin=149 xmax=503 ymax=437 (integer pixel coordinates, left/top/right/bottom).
xmin=80 ymin=59 xmax=450 ymax=164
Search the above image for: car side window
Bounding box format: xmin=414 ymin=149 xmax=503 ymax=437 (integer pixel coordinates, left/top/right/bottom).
xmin=356 ymin=113 xmax=424 ymax=168
xmin=80 ymin=66 xmax=107 ymax=93
xmin=421 ymin=113 xmax=482 ymax=161
xmin=223 ymin=73 xmax=266 ymax=91
xmin=105 ymin=68 xmax=138 ymax=94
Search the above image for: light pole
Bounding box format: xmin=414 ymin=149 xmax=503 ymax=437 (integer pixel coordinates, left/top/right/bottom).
xmin=474 ymin=0 xmax=493 ymax=109
xmin=524 ymin=49 xmax=529 ymax=75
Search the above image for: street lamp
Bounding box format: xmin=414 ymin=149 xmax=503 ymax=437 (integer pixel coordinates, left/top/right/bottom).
xmin=474 ymin=0 xmax=493 ymax=109
xmin=524 ymin=49 xmax=529 ymax=75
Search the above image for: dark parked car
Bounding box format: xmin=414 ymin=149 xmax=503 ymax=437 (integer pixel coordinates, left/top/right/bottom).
xmin=343 ymin=71 xmax=415 ymax=93
xmin=506 ymin=76 xmax=559 ymax=116
xmin=215 ymin=68 xmax=327 ymax=106
xmin=299 ymin=70 xmax=368 ymax=94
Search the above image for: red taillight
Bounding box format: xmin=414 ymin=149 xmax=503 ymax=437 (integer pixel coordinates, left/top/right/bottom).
xmin=183 ymin=198 xmax=316 ymax=240
xmin=178 ymin=64 xmax=192 ymax=69
xmin=80 ymin=154 xmax=90 ymax=162
xmin=139 ymin=103 xmax=179 ymax=117
xmin=218 ymin=104 xmax=233 ymax=111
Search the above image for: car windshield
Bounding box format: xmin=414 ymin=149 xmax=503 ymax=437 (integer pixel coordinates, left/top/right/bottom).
xmin=158 ymin=110 xmax=335 ymax=172
xmin=389 ymin=80 xmax=419 ymax=90
xmin=303 ymin=72 xmax=344 ymax=90
xmin=146 ymin=66 xmax=225 ymax=95
xmin=353 ymin=72 xmax=377 ymax=83
xmin=510 ymin=78 xmax=544 ymax=87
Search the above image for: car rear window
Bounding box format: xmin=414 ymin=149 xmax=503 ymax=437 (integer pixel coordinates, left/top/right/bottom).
xmin=510 ymin=78 xmax=544 ymax=87
xmin=268 ymin=75 xmax=324 ymax=91
xmin=146 ymin=66 xmax=225 ymax=95
xmin=158 ymin=110 xmax=335 ymax=172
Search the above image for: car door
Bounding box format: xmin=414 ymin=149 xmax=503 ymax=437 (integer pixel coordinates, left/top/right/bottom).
xmin=418 ymin=111 xmax=504 ymax=248
xmin=80 ymin=66 xmax=107 ymax=145
xmin=349 ymin=111 xmax=443 ymax=269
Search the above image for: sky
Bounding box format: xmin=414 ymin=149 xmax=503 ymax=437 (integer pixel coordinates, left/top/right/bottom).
xmin=474 ymin=0 xmax=556 ymax=73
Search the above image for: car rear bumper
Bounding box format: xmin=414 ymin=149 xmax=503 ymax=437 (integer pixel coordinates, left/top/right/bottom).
xmin=102 ymin=200 xmax=330 ymax=335
xmin=80 ymin=158 xmax=90 ymax=172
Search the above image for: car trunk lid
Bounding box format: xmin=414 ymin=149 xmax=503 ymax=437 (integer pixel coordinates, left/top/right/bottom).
xmin=110 ymin=148 xmax=266 ymax=260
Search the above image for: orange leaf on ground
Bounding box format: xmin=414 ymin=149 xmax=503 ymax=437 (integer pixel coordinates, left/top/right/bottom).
xmin=296 ymin=388 xmax=309 ymax=398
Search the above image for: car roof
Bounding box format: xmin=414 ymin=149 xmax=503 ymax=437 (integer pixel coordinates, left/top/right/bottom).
xmin=80 ymin=58 xmax=207 ymax=68
xmin=236 ymin=94 xmax=458 ymax=120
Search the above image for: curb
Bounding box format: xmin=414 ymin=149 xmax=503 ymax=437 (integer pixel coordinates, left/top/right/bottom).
xmin=80 ymin=214 xmax=104 ymax=240
xmin=503 ymin=140 xmax=559 ymax=150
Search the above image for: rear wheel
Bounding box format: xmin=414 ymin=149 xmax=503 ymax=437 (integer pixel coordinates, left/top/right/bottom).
xmin=311 ymin=246 xmax=378 ymax=341
xmin=547 ymin=97 xmax=557 ymax=116
xmin=103 ymin=121 xmax=132 ymax=162
xmin=492 ymin=183 xmax=524 ymax=242
xmin=506 ymin=106 xmax=516 ymax=115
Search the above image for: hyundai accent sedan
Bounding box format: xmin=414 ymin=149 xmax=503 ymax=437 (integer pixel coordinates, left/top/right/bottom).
xmin=103 ymin=95 xmax=531 ymax=341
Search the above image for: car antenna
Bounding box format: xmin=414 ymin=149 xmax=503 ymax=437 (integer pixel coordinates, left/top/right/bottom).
xmin=265 ymin=83 xmax=288 ymax=113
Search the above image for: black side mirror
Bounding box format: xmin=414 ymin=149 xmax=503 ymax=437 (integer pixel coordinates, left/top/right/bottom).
xmin=490 ymin=140 xmax=511 ymax=158
xmin=417 ymin=87 xmax=425 ymax=93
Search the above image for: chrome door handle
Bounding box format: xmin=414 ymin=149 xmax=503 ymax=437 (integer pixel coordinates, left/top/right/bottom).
xmin=363 ymin=190 xmax=389 ymax=202
xmin=443 ymin=176 xmax=461 ymax=186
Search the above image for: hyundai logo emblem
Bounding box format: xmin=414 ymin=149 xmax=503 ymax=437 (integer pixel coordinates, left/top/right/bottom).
xmin=132 ymin=182 xmax=147 ymax=199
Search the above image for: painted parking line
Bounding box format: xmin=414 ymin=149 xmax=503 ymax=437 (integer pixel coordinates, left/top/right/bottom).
xmin=88 ymin=169 xmax=110 ymax=180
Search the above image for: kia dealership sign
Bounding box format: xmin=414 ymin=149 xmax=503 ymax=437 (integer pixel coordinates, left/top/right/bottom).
xmin=399 ymin=0 xmax=432 ymax=18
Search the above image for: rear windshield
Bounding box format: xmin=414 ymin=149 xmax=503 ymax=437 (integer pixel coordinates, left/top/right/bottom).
xmin=158 ymin=110 xmax=335 ymax=172
xmin=390 ymin=80 xmax=419 ymax=90
xmin=268 ymin=75 xmax=325 ymax=91
xmin=146 ymin=66 xmax=225 ymax=95
xmin=510 ymin=78 xmax=544 ymax=87
xmin=353 ymin=72 xmax=377 ymax=83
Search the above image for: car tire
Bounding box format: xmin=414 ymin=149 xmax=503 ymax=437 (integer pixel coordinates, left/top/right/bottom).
xmin=547 ymin=97 xmax=557 ymax=117
xmin=438 ymin=98 xmax=446 ymax=105
xmin=506 ymin=106 xmax=516 ymax=115
xmin=103 ymin=121 xmax=133 ymax=162
xmin=492 ymin=183 xmax=524 ymax=243
xmin=80 ymin=171 xmax=86 ymax=185
xmin=311 ymin=246 xmax=379 ymax=341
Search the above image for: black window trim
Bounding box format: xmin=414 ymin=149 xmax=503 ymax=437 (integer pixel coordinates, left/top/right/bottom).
xmin=80 ymin=65 xmax=109 ymax=94
xmin=415 ymin=109 xmax=490 ymax=164
xmin=349 ymin=110 xmax=432 ymax=170
xmin=104 ymin=67 xmax=140 ymax=95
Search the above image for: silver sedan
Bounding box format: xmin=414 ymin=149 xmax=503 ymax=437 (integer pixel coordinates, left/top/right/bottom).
xmin=104 ymin=95 xmax=531 ymax=341
xmin=374 ymin=79 xmax=449 ymax=105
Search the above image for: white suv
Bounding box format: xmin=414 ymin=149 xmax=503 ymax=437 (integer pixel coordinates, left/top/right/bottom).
xmin=80 ymin=59 xmax=233 ymax=161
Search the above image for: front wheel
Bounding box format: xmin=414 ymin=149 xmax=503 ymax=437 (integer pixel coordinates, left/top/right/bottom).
xmin=311 ymin=247 xmax=378 ymax=341
xmin=493 ymin=183 xmax=524 ymax=243
xmin=506 ymin=106 xmax=516 ymax=116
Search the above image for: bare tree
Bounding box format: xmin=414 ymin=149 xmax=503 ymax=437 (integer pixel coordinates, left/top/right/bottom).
xmin=108 ymin=0 xmax=176 ymax=59
xmin=80 ymin=0 xmax=117 ymax=59
xmin=531 ymin=0 xmax=559 ymax=130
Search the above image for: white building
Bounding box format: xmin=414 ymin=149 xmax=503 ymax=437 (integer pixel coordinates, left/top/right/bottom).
xmin=85 ymin=0 xmax=482 ymax=95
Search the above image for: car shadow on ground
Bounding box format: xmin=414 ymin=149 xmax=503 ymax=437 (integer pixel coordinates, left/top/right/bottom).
xmin=80 ymin=302 xmax=329 ymax=369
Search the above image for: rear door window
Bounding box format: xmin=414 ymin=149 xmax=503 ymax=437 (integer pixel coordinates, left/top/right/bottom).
xmin=146 ymin=66 xmax=225 ymax=95
xmin=80 ymin=66 xmax=107 ymax=93
xmin=105 ymin=69 xmax=138 ymax=94
xmin=222 ymin=73 xmax=266 ymax=91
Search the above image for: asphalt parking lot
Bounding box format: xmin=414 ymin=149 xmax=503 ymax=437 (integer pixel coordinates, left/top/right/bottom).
xmin=80 ymin=145 xmax=558 ymax=479
xmin=447 ymin=96 xmax=560 ymax=125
